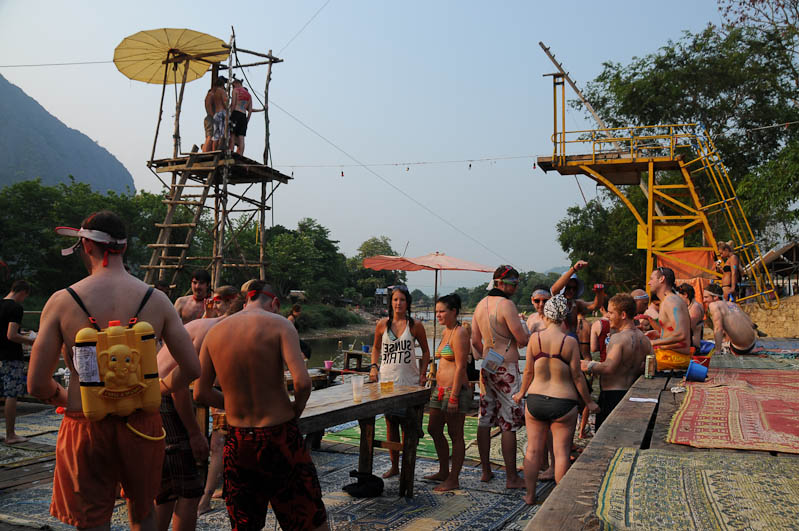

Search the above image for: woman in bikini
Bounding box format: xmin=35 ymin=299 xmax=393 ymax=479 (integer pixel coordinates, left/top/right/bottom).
xmin=424 ymin=294 xmax=471 ymax=491
xmin=512 ymin=295 xmax=599 ymax=505
xmin=368 ymin=285 xmax=430 ymax=478
xmin=717 ymin=241 xmax=740 ymax=301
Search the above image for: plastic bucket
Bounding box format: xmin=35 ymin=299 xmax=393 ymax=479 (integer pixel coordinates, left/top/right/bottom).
xmin=324 ymin=360 xmax=334 ymax=369
xmin=699 ymin=340 xmax=715 ymax=356
xmin=691 ymin=355 xmax=710 ymax=368
xmin=686 ymin=360 xmax=708 ymax=382
xmin=362 ymin=345 xmax=370 ymax=353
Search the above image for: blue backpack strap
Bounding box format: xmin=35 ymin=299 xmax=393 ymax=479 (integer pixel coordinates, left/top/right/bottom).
xmin=66 ymin=287 xmax=101 ymax=331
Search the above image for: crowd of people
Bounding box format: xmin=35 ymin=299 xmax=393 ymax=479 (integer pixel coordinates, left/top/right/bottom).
xmin=0 ymin=206 xmax=763 ymax=528
xmin=365 ymin=261 xmax=760 ymax=505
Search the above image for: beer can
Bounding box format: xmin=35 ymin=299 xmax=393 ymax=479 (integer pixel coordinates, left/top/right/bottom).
xmin=645 ymin=354 xmax=656 ymax=379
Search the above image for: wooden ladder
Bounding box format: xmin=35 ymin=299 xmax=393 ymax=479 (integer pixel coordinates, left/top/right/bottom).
xmin=143 ymin=151 xmax=219 ymax=286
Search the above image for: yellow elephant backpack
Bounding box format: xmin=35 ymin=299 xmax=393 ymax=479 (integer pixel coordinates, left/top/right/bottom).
xmin=67 ymin=287 xmax=162 ymax=431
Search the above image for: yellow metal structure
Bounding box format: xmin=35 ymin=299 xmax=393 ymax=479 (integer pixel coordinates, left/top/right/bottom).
xmin=538 ymin=74 xmax=778 ymax=308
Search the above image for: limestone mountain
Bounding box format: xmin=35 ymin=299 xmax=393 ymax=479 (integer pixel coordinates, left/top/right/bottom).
xmin=0 ymin=74 xmax=134 ymax=194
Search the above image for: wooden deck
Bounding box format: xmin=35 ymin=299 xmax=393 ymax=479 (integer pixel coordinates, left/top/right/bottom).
xmin=148 ymin=150 xmax=292 ymax=185
xmin=528 ymin=352 xmax=794 ymax=530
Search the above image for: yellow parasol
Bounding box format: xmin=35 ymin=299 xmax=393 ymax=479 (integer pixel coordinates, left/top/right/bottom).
xmin=113 ymin=28 xmax=229 ymax=84
xmin=114 ymin=28 xmax=230 ymax=160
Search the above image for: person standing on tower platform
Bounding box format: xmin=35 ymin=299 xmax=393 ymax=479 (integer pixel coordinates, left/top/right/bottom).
xmin=229 ymin=78 xmax=252 ymax=156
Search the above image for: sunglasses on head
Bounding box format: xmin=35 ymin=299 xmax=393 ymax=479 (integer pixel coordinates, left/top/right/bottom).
xmin=390 ymin=284 xmax=410 ymax=293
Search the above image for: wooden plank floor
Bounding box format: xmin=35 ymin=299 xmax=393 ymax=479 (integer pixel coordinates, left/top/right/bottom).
xmin=528 ymin=352 xmax=799 ymax=530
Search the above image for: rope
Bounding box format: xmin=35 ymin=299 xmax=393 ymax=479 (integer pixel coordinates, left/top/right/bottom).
xmin=125 ymin=422 xmax=166 ymax=441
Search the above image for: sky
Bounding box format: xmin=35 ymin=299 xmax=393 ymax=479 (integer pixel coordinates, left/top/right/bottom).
xmin=0 ymin=1 xmax=723 ymax=295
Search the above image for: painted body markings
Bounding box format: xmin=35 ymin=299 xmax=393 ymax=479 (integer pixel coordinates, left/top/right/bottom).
xmin=671 ymin=305 xmax=686 ymax=348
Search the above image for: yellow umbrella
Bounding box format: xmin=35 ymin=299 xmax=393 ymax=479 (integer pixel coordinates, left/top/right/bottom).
xmin=113 ymin=28 xmax=229 ymax=84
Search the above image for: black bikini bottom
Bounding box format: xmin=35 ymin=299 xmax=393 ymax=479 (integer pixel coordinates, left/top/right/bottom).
xmin=730 ymin=342 xmax=756 ymax=355
xmin=526 ymin=394 xmax=578 ymax=422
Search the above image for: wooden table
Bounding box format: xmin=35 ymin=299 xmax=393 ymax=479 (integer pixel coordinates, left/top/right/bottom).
xmin=297 ymin=380 xmax=431 ymax=497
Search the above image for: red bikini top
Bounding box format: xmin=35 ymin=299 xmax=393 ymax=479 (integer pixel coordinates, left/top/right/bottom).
xmin=532 ymin=333 xmax=569 ymax=365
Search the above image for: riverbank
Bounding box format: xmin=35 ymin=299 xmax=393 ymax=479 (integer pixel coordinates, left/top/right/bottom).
xmin=300 ymin=319 xmax=444 ymax=341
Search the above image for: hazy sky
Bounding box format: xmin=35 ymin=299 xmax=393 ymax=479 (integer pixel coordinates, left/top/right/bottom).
xmin=0 ymin=1 xmax=722 ymax=294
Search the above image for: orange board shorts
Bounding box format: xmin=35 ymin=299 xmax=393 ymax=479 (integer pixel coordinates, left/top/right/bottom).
xmin=655 ymin=348 xmax=693 ymax=371
xmin=50 ymin=410 xmax=165 ymax=529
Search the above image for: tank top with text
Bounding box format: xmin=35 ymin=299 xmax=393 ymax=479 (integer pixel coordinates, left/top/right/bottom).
xmin=380 ymin=322 xmax=419 ymax=387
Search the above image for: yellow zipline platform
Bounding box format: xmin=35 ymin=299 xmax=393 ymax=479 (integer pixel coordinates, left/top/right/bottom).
xmin=537 ymin=75 xmax=778 ymax=308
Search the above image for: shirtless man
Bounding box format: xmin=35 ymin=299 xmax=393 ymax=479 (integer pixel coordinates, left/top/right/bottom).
xmin=203 ymin=76 xmax=228 ymax=152
xmin=647 ymin=267 xmax=692 ymax=370
xmin=194 ymin=280 xmax=328 ymax=530
xmin=155 ymin=286 xmax=242 ymax=530
xmin=29 ymin=210 xmax=200 ymax=531
xmin=549 ymin=260 xmax=606 ymax=338
xmin=630 ymin=289 xmax=649 ymax=317
xmin=229 ymin=78 xmax=252 ymax=155
xmin=677 ymin=283 xmax=704 ymax=351
xmin=582 ymin=294 xmax=651 ymax=430
xmin=526 ymin=285 xmax=551 ymax=334
xmin=471 ymin=265 xmax=529 ymax=488
xmin=174 ymin=270 xmax=211 ymax=324
xmin=703 ymin=284 xmax=757 ymax=355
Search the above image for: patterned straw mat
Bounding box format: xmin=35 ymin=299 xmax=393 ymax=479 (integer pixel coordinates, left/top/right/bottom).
xmin=597 ymin=447 xmax=799 ymax=530
xmin=0 ymin=452 xmax=550 ymax=530
xmin=667 ymin=368 xmax=799 ymax=453
xmin=323 ymin=414 xmax=530 ymax=469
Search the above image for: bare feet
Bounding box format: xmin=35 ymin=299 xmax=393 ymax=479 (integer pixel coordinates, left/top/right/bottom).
xmin=523 ymin=492 xmax=537 ymax=505
xmin=197 ymin=503 xmax=213 ymax=516
xmin=211 ymin=488 xmax=223 ymax=499
xmin=480 ymin=470 xmax=494 ymax=482
xmin=505 ymin=476 xmax=525 ymax=489
xmin=4 ymin=435 xmax=27 ymax=444
xmin=433 ymin=479 xmax=460 ymax=492
xmin=423 ymin=471 xmax=448 ymax=482
xmin=382 ymin=467 xmax=399 ymax=479
xmin=538 ymin=466 xmax=555 ymax=481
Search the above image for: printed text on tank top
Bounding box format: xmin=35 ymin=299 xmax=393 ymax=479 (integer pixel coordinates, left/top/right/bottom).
xmin=485 ymin=298 xmax=513 ymax=353
xmin=532 ymin=333 xmax=569 ymax=365
xmin=380 ymin=322 xmax=419 ymax=387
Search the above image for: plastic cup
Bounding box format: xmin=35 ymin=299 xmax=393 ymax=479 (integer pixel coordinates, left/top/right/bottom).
xmin=351 ymin=375 xmax=364 ymax=402
xmin=380 ymin=378 xmax=394 ymax=394
xmin=324 ymin=360 xmax=334 ymax=370
xmin=362 ymin=344 xmax=370 ymax=353
xmin=685 ymin=360 xmax=708 ymax=382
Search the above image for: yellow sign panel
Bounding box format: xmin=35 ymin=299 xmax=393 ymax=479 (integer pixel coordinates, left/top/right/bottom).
xmin=637 ymin=224 xmax=685 ymax=250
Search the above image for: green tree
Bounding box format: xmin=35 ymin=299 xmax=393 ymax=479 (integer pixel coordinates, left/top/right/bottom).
xmin=556 ymin=196 xmax=646 ymax=293
xmin=410 ymin=288 xmax=431 ymax=306
xmin=347 ymin=236 xmax=407 ymax=303
xmin=297 ymin=218 xmax=348 ymax=302
xmin=564 ymin=25 xmax=799 ymax=266
xmin=0 ymin=179 xmax=167 ymax=299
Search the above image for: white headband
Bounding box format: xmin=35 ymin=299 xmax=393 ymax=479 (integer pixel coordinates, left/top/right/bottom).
xmin=56 ymin=226 xmax=127 ymax=256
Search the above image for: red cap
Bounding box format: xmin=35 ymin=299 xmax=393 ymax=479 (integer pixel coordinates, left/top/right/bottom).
xmin=108 ymin=320 xmax=121 ymax=327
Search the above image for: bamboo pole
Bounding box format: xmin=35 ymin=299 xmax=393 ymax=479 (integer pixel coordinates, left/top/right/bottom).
xmin=149 ymin=52 xmax=170 ymax=165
